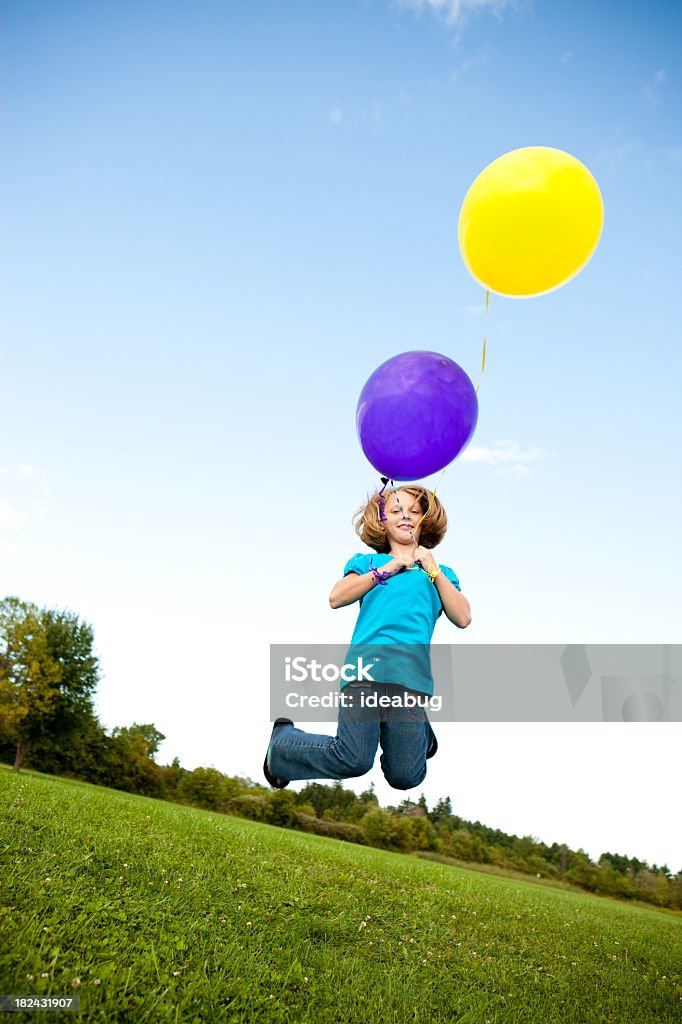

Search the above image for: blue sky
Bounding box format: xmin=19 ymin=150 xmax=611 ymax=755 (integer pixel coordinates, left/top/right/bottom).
xmin=2 ymin=0 xmax=681 ymax=870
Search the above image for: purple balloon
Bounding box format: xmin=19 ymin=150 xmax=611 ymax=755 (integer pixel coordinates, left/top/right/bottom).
xmin=356 ymin=351 xmax=478 ymax=481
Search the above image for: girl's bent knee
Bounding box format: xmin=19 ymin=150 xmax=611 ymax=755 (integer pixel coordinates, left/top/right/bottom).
xmin=383 ymin=769 xmax=426 ymax=791
xmin=332 ymin=735 xmax=376 ymax=778
xmin=340 ymin=754 xmax=374 ymax=778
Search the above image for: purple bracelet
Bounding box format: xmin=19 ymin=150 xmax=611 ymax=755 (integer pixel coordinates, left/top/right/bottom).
xmin=370 ymin=566 xmax=392 ymax=586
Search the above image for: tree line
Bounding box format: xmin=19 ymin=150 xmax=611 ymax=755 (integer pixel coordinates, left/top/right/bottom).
xmin=1 ymin=595 xmax=680 ymax=912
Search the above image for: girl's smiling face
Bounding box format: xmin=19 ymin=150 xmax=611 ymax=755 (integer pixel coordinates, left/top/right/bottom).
xmin=383 ymin=490 xmax=423 ymax=547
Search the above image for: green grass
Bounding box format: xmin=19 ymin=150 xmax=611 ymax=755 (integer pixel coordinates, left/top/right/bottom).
xmin=1 ymin=766 xmax=681 ymax=1023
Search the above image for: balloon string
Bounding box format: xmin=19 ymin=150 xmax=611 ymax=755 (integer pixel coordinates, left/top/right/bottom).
xmin=414 ymin=468 xmax=447 ymax=532
xmin=386 ymin=481 xmax=417 ymax=545
xmin=377 ymin=476 xmax=389 ymax=522
xmin=475 ymin=289 xmax=489 ymax=395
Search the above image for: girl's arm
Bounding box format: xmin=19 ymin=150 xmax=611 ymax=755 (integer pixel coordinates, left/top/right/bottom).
xmin=413 ymin=545 xmax=472 ymax=628
xmin=329 ymin=571 xmax=378 ymax=609
xmin=329 ymin=553 xmax=413 ymax=609
xmin=433 ymin=573 xmax=472 ymax=628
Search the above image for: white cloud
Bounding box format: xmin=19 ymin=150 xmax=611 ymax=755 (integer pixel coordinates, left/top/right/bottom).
xmin=396 ymin=0 xmax=522 ymax=29
xmin=0 ymin=498 xmax=27 ymax=532
xmin=328 ymin=105 xmax=343 ymax=126
xmin=595 ymin=137 xmax=640 ymax=177
xmin=17 ymin=464 xmax=43 ymax=481
xmin=560 ymin=49 xmax=573 ymax=64
xmin=0 ymin=465 xmax=50 ymax=537
xmin=596 ymin=137 xmax=682 ymax=177
xmin=450 ymin=45 xmax=491 ymax=81
xmin=643 ymin=67 xmax=667 ymax=104
xmin=460 ymin=439 xmax=548 ymax=474
xmin=0 ymin=537 xmax=22 ymax=557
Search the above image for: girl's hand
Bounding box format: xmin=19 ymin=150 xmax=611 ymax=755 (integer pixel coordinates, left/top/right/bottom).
xmin=383 ymin=549 xmax=415 ymax=575
xmin=414 ymin=546 xmax=437 ymax=571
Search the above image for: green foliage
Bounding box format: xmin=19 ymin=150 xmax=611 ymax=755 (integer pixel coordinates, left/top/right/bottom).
xmin=227 ymin=794 xmax=269 ymax=821
xmin=405 ymin=815 xmax=436 ymax=851
xmin=427 ymin=795 xmax=454 ymax=826
xmin=294 ymin=812 xmax=366 ymax=844
xmin=265 ymin=789 xmax=298 ymax=828
xmin=176 ymin=767 xmax=240 ymax=811
xmin=158 ymin=757 xmax=186 ymax=801
xmin=112 ymin=723 xmax=166 ymax=758
xmin=0 ymin=597 xmax=99 ymax=770
xmin=360 ymin=807 xmax=395 ymax=847
xmin=296 ymin=780 xmax=374 ymax=823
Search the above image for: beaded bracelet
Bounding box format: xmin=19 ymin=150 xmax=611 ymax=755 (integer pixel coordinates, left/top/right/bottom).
xmin=425 ymin=564 xmax=441 ymax=584
xmin=370 ymin=566 xmax=392 ymax=586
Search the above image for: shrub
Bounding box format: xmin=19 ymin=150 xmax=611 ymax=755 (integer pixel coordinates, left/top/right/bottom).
xmin=360 ymin=807 xmax=394 ymax=847
xmin=227 ymin=795 xmax=268 ymax=821
xmin=176 ymin=767 xmax=239 ymax=811
xmin=295 ymin=813 xmax=366 ymax=845
xmin=265 ymin=789 xmax=298 ymax=827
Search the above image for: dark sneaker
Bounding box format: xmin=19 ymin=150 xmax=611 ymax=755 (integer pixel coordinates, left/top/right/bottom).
xmin=263 ymin=718 xmax=293 ymax=789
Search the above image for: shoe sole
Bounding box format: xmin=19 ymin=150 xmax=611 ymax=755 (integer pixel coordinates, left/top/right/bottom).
xmin=263 ymin=718 xmax=293 ymax=788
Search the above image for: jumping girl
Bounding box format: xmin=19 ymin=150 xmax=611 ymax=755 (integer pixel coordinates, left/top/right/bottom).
xmin=263 ymin=484 xmax=471 ymax=791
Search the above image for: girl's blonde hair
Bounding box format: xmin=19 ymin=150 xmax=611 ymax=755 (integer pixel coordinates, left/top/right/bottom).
xmin=352 ymin=485 xmax=448 ymax=554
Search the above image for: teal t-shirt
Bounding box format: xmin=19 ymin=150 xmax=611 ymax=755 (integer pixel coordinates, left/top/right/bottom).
xmin=342 ymin=552 xmax=461 ymax=695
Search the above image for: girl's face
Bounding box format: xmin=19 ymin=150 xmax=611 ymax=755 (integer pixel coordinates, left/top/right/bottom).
xmin=382 ymin=490 xmax=423 ymax=546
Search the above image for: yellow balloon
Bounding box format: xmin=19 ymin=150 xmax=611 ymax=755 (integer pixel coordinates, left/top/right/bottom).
xmin=458 ymin=147 xmax=604 ymax=297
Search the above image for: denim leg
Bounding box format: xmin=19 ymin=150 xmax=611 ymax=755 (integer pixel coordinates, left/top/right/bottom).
xmin=268 ymin=684 xmax=380 ymax=782
xmin=426 ymin=721 xmax=438 ymax=758
xmin=379 ymin=698 xmax=434 ymax=791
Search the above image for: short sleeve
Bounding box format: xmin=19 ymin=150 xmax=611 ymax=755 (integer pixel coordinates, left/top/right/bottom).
xmin=343 ymin=553 xmax=372 ymax=577
xmin=440 ymin=564 xmax=461 ymax=591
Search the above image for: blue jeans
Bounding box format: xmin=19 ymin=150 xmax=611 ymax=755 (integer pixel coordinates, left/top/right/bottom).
xmin=268 ymin=681 xmax=437 ymax=791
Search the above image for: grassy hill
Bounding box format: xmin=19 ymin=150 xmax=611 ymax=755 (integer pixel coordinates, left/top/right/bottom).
xmin=2 ymin=766 xmax=681 ymax=1023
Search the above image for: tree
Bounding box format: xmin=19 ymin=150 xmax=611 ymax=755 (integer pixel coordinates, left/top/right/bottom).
xmin=106 ymin=724 xmax=167 ymax=796
xmin=360 ymin=807 xmax=395 ymax=847
xmin=428 ymin=795 xmax=453 ymax=826
xmin=0 ymin=597 xmax=100 ymax=771
xmin=159 ymin=756 xmax=186 ymax=801
xmin=564 ymin=849 xmax=600 ymax=891
xmin=405 ymin=816 xmax=436 ymax=851
xmin=111 ymin=723 xmax=166 ymax=759
xmin=177 ymin=766 xmax=240 ymax=810
xmin=544 ymin=842 xmax=573 ymax=877
xmin=396 ymin=797 xmax=428 ymax=818
xmin=265 ymin=789 xmax=297 ymax=827
xmin=296 ymin=781 xmax=361 ymax=822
